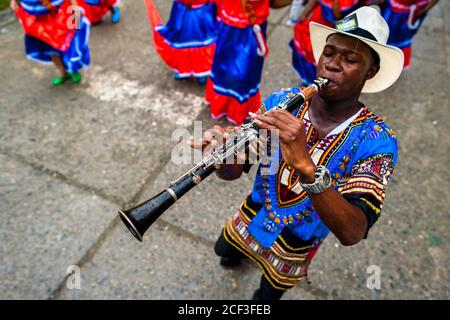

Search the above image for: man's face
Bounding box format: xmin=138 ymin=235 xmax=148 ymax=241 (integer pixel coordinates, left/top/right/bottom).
xmin=316 ymin=33 xmax=379 ymax=101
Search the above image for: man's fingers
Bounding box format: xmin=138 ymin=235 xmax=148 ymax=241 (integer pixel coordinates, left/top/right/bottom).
xmin=203 ymin=130 xmax=214 ymax=142
xmin=206 ymin=127 xmax=227 ymax=140
xmin=188 ymin=139 xmax=208 ymax=149
xmin=188 ymin=124 xmax=245 ymax=151
xmin=223 ymin=125 xmax=240 ymax=140
xmin=253 ymin=118 xmax=278 ymax=132
xmin=254 ymin=113 xmax=292 ymax=132
xmin=260 ymin=111 xmax=305 ymax=135
xmin=224 ymin=125 xmax=239 ymax=132
xmin=191 ymin=125 xmax=230 ymax=151
xmin=213 ymin=125 xmax=224 ymax=132
xmin=269 ymin=110 xmax=301 ymax=124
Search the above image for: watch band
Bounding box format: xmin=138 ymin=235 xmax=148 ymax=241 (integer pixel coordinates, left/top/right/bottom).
xmin=300 ymin=165 xmax=332 ymax=194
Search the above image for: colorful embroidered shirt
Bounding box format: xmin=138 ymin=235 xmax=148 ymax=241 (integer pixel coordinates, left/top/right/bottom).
xmin=246 ymin=87 xmax=398 ymax=248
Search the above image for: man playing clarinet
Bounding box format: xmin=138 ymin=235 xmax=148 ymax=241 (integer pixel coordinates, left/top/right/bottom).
xmin=193 ymin=5 xmax=403 ymax=300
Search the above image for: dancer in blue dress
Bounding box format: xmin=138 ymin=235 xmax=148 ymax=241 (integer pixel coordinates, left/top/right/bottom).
xmin=144 ymin=0 xmax=218 ymax=85
xmin=12 ymin=0 xmax=91 ymax=86
xmin=381 ymin=0 xmax=439 ymax=69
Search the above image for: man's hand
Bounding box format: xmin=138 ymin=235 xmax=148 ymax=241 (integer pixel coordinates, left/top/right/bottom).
xmin=10 ymin=0 xmax=19 ymax=12
xmin=189 ymin=125 xmax=245 ymax=181
xmin=189 ymin=125 xmax=238 ymax=154
xmin=250 ymin=110 xmax=316 ymax=183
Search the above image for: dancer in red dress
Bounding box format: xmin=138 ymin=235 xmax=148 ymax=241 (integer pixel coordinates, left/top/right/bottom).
xmin=144 ymin=0 xmax=218 ymax=85
xmin=205 ymin=0 xmax=271 ymax=125
xmin=11 ymin=0 xmax=91 ymax=86
xmin=381 ymin=0 xmax=439 ymax=69
xmin=290 ymin=0 xmax=363 ymax=85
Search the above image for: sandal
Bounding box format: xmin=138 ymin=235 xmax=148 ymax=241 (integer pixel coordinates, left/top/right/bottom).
xmin=111 ymin=6 xmax=121 ymax=24
xmin=52 ymin=74 xmax=70 ymax=86
xmin=70 ymin=72 xmax=82 ymax=84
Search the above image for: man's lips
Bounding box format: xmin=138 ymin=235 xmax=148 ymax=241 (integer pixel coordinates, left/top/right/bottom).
xmin=322 ymin=76 xmax=339 ymax=87
xmin=322 ymin=78 xmax=337 ymax=88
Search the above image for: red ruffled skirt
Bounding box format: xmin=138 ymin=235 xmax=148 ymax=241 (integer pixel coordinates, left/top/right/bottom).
xmin=144 ymin=0 xmax=218 ymax=77
xmin=15 ymin=1 xmax=76 ymax=52
xmin=78 ymin=0 xmax=119 ymax=24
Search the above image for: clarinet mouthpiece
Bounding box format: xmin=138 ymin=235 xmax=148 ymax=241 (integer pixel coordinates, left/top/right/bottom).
xmin=314 ymin=77 xmax=329 ymax=89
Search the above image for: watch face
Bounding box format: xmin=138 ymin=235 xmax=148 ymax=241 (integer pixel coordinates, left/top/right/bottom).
xmin=322 ymin=170 xmax=331 ymax=186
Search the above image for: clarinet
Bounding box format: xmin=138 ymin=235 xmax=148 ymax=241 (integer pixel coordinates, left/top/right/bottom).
xmin=118 ymin=78 xmax=329 ymax=241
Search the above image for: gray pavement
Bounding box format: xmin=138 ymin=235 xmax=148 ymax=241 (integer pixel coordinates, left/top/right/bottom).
xmin=0 ymin=1 xmax=449 ymax=300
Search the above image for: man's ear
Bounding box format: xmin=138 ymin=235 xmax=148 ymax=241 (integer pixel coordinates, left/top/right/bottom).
xmin=365 ymin=64 xmax=380 ymax=81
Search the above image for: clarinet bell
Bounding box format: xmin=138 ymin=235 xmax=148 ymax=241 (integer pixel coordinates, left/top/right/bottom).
xmin=118 ymin=190 xmax=176 ymax=242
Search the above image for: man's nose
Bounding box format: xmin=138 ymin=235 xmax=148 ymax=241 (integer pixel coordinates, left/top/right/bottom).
xmin=325 ymin=55 xmax=342 ymax=72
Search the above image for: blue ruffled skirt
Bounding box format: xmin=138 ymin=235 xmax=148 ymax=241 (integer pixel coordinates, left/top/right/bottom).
xmin=24 ymin=17 xmax=91 ymax=74
xmin=209 ymin=22 xmax=267 ymax=102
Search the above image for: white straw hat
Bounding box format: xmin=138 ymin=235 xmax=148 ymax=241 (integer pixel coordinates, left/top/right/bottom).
xmin=310 ymin=5 xmax=404 ymax=93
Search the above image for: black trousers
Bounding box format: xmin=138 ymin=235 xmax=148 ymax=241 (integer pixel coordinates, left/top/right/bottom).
xmin=214 ymin=231 xmax=286 ymax=300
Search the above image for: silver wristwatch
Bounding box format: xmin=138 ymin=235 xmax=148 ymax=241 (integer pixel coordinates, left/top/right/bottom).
xmin=300 ymin=165 xmax=332 ymax=194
